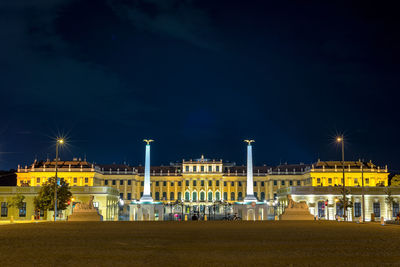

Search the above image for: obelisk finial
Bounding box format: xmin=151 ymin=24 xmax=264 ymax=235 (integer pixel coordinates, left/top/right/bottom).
xmin=143 ymin=139 xmax=154 ymax=145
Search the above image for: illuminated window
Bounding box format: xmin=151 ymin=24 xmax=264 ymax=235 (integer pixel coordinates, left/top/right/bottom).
xmin=373 ymin=202 xmax=380 ymax=218
xmin=393 ymin=202 xmax=399 ymax=217
xmin=354 ymin=203 xmax=361 ymax=217
xmin=1 ymin=202 xmax=7 ymax=217
xmin=19 ymin=202 xmax=26 ymax=217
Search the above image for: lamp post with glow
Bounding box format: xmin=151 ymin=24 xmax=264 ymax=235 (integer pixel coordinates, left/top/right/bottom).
xmin=337 ymin=136 xmax=346 ymax=221
xmin=54 ymin=138 xmax=64 ymax=222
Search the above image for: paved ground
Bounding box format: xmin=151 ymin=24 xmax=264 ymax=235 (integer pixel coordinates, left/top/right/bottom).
xmin=0 ymin=221 xmax=399 ymax=266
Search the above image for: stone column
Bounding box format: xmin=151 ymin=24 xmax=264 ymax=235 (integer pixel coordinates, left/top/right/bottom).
xmin=244 ymin=140 xmax=257 ymax=202
xmin=140 ymin=140 xmax=154 ymax=202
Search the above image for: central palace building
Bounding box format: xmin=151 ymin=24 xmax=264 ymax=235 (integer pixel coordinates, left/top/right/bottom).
xmin=16 ymin=156 xmax=389 ymax=207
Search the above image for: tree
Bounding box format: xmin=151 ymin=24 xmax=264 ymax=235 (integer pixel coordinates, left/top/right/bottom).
xmin=9 ymin=193 xmax=25 ymax=211
xmin=385 ymin=188 xmax=394 ymax=219
xmin=337 ymin=187 xmax=353 ymax=219
xmin=34 ymin=177 xmax=72 ymax=213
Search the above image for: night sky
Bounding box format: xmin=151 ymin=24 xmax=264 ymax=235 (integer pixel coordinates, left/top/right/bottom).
xmin=1 ymin=1 xmax=400 ymax=170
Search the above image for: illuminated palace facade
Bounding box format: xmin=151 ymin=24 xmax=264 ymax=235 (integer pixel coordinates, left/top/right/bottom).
xmin=17 ymin=156 xmax=389 ymax=206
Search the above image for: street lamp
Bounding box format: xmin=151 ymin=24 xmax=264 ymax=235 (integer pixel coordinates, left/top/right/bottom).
xmin=336 ymin=136 xmax=346 ymax=221
xmin=54 ymin=138 xmax=64 ymax=222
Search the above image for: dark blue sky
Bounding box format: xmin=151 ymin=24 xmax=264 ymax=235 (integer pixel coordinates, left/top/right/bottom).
xmin=1 ymin=0 xmax=399 ymax=170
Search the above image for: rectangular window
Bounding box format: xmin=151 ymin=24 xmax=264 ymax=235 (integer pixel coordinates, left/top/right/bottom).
xmin=127 ymin=193 xmax=132 ymax=200
xmin=170 ymin=182 xmax=174 ymax=187
xmin=201 ymin=166 xmax=204 ymax=172
xmin=128 ymin=180 xmax=131 ymax=185
xmin=112 ymin=180 xmax=116 ymax=185
xmin=156 ymin=181 xmax=159 ymax=186
xmin=354 ymin=203 xmax=361 ymax=217
xmin=208 ymin=166 xmax=212 ymax=172
xmin=85 ymin=177 xmax=89 ymax=184
xmin=289 ymin=180 xmax=293 ymax=186
xmin=354 ymin=178 xmax=358 ymax=185
xmin=261 ymin=182 xmax=264 ymax=187
xmin=317 ymin=178 xmax=321 ymax=183
xmin=238 ymin=181 xmax=242 ymax=187
xmin=273 ymin=180 xmax=277 ymax=186
xmin=162 ymin=192 xmax=167 ymax=200
xmin=141 ymin=181 xmax=144 ymax=186
xmin=208 ymin=180 xmax=212 ymax=186
xmin=104 ymin=180 xmax=108 ymax=185
xmin=224 ymin=181 xmax=227 ymax=186
xmin=36 ymin=177 xmax=40 ymax=184
xmin=193 ymin=166 xmax=197 ymax=172
xmin=185 ymin=166 xmax=189 ymax=172
xmin=216 ymin=166 xmax=220 ymax=172
xmin=201 ymin=180 xmax=205 ymax=186
xmin=224 ymin=192 xmax=228 ymax=200
xmin=231 ymin=182 xmax=234 ymax=186
xmin=373 ymin=202 xmax=380 ymax=218
xmin=281 ymin=180 xmax=285 ymax=186
xmin=193 ymin=180 xmax=197 ymax=186
xmin=178 ymin=181 xmax=182 ymax=186
xmin=254 ymin=182 xmax=257 ymax=186
xmin=120 ymin=193 xmax=124 ymax=199
xmin=254 ymin=192 xmax=258 ymax=200
xmin=19 ymin=202 xmax=26 ymax=217
xmin=216 ymin=181 xmax=220 ymax=186
xmin=1 ymin=202 xmax=7 ymax=217
xmin=297 ymin=180 xmax=301 ymax=186
xmin=328 ymin=178 xmax=332 ymax=184
xmin=120 ymin=180 xmax=123 ymax=185
xmin=163 ymin=181 xmax=167 ymax=186
xmin=74 ymin=178 xmax=78 ymax=183
xmin=186 ymin=180 xmax=189 ymax=186
xmin=366 ymin=178 xmax=369 ymax=185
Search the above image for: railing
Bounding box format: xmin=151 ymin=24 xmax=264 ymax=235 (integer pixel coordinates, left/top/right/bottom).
xmin=277 ymin=186 xmax=399 ymax=195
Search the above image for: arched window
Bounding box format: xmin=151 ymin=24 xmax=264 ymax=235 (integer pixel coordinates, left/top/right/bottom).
xmin=178 ymin=192 xmax=182 ymax=201
xmin=170 ymin=192 xmax=174 ymax=201
xmin=200 ymin=191 xmax=205 ymax=201
xmin=223 ymin=192 xmax=228 ymax=201
xmin=215 ymin=191 xmax=220 ymax=201
xmin=192 ymin=191 xmax=197 ymax=202
xmin=260 ymin=192 xmax=265 ymax=201
xmin=185 ymin=192 xmax=190 ymax=201
xmin=155 ymin=192 xmax=160 ymax=200
xmin=208 ymin=191 xmax=213 ymax=202
xmin=231 ymin=192 xmax=235 ymax=201
xmin=238 ymin=192 xmax=243 ymax=201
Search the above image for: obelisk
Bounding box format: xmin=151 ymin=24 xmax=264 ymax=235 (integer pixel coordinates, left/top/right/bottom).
xmin=140 ymin=139 xmax=154 ymax=202
xmin=244 ymin=140 xmax=257 ymax=202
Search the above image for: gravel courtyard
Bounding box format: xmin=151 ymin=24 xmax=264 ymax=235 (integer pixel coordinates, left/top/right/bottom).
xmin=0 ymin=221 xmax=399 ymax=266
